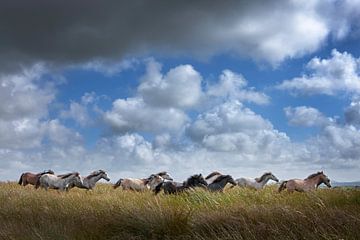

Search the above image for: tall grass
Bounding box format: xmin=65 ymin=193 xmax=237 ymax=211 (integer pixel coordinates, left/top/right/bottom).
xmin=1 ymin=182 xmax=359 ymax=239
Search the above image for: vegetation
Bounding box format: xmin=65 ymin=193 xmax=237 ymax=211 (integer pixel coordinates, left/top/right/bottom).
xmin=1 ymin=182 xmax=360 ymax=240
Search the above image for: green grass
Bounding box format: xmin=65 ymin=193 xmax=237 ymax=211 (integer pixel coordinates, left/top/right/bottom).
xmin=1 ymin=182 xmax=360 ymax=240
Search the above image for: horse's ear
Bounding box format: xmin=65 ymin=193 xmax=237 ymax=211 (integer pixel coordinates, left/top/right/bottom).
xmin=199 ymin=174 xmax=202 ymax=177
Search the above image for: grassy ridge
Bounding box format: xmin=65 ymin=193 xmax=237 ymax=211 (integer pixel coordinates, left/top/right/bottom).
xmin=0 ymin=182 xmax=360 ymax=240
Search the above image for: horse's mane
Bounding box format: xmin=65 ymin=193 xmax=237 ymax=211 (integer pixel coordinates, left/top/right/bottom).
xmin=86 ymin=170 xmax=105 ymax=179
xmin=212 ymin=175 xmax=231 ymax=184
xmin=37 ymin=169 xmax=54 ymax=176
xmin=255 ymin=172 xmax=272 ymax=183
xmin=187 ymin=174 xmax=204 ymax=183
xmin=156 ymin=171 xmax=168 ymax=176
xmin=58 ymin=172 xmax=79 ymax=179
xmin=205 ymin=171 xmax=222 ymax=180
xmin=305 ymin=171 xmax=323 ymax=180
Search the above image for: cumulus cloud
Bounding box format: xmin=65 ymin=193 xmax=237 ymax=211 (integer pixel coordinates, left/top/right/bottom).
xmin=1 ymin=0 xmax=359 ymax=72
xmin=277 ymin=49 xmax=360 ymax=95
xmin=103 ymin=98 xmax=188 ymax=134
xmin=187 ymin=100 xmax=289 ymax=154
xmin=307 ymin=124 xmax=360 ymax=168
xmin=0 ymin=64 xmax=55 ymax=149
xmin=284 ymin=106 xmax=333 ymax=127
xmin=138 ymin=59 xmax=202 ymax=109
xmin=345 ymin=101 xmax=360 ymax=126
xmin=0 ymin=64 xmax=54 ymax=120
xmin=207 ymin=69 xmax=269 ymax=105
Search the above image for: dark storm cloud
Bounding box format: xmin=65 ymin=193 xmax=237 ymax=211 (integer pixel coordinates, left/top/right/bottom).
xmin=0 ymin=0 xmax=248 ymax=71
xmin=0 ymin=0 xmax=359 ymax=72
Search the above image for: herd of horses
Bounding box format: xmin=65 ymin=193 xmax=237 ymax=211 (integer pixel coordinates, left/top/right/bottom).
xmin=18 ymin=169 xmax=332 ymax=194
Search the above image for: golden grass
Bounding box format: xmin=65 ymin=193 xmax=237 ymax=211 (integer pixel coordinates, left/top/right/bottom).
xmin=0 ymin=182 xmax=359 ymax=240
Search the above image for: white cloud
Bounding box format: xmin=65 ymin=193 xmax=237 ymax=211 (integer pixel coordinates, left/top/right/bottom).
xmin=60 ymin=101 xmax=90 ymax=127
xmin=138 ymin=59 xmax=202 ymax=109
xmin=187 ymin=100 xmax=289 ymax=154
xmin=0 ymin=64 xmax=54 ymax=121
xmin=103 ymin=97 xmax=188 ymax=134
xmin=207 ymin=69 xmax=269 ymax=105
xmin=81 ymin=59 xmax=138 ymax=76
xmin=345 ymin=101 xmax=360 ymax=126
xmin=277 ymin=49 xmax=360 ymax=95
xmin=307 ymin=124 xmax=360 ymax=168
xmin=284 ymin=106 xmax=333 ymax=127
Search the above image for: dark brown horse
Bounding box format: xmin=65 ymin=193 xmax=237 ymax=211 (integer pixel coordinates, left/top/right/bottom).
xmin=18 ymin=170 xmax=54 ymax=187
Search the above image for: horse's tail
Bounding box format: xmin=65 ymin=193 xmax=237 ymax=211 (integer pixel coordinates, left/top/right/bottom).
xmin=113 ymin=178 xmax=123 ymax=189
xmin=154 ymin=182 xmax=164 ymax=195
xmin=278 ymin=180 xmax=288 ymax=193
xmin=18 ymin=173 xmax=24 ymax=185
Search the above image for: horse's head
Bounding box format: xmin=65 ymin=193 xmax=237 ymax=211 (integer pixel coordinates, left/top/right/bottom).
xmin=146 ymin=175 xmax=164 ymax=190
xmin=188 ymin=174 xmax=208 ymax=188
xmin=269 ymin=172 xmax=279 ymax=182
xmin=156 ymin=171 xmax=173 ymax=181
xmin=226 ymin=175 xmax=237 ymax=186
xmin=99 ymin=170 xmax=110 ymax=181
xmin=319 ymin=172 xmax=331 ymax=188
xmin=72 ymin=172 xmax=84 ymax=186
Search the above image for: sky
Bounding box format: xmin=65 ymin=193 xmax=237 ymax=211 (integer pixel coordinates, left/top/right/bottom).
xmin=1 ymin=0 xmax=360 ymax=182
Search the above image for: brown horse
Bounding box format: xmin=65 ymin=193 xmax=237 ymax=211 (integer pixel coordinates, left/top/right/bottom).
xmin=18 ymin=170 xmax=55 ymax=187
xmin=278 ymin=171 xmax=331 ymax=193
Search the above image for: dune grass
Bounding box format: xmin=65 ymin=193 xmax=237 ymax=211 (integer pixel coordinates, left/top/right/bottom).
xmin=0 ymin=182 xmax=360 ymax=240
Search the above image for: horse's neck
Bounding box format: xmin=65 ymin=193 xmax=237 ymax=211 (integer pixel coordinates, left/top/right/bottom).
xmin=305 ymin=176 xmax=320 ymax=187
xmin=218 ymin=178 xmax=229 ymax=187
xmin=63 ymin=175 xmax=76 ymax=185
xmin=89 ymin=174 xmax=102 ymax=184
xmin=258 ymin=176 xmax=272 ymax=186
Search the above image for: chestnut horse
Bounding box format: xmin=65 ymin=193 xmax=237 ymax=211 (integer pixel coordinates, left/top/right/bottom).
xmin=18 ymin=170 xmax=55 ymax=187
xmin=278 ymin=171 xmax=331 ymax=193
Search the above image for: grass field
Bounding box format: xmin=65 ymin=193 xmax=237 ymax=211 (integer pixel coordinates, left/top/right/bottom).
xmin=0 ymin=182 xmax=360 ymax=240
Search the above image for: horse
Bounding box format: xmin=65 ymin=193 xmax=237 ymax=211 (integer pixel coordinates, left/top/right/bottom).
xmin=205 ymin=171 xmax=223 ymax=185
xmin=36 ymin=172 xmax=83 ymax=191
xmin=18 ymin=170 xmax=55 ymax=187
xmin=113 ymin=174 xmax=164 ymax=191
xmin=236 ymin=172 xmax=279 ymax=190
xmin=208 ymin=175 xmax=237 ymax=192
xmin=151 ymin=171 xmax=173 ymax=181
xmin=68 ymin=170 xmax=110 ymax=190
xmin=154 ymin=174 xmax=208 ymax=195
xmin=278 ymin=171 xmax=331 ymax=193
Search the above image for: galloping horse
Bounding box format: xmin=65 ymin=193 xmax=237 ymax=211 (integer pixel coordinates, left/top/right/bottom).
xmin=68 ymin=170 xmax=110 ymax=190
xmin=113 ymin=174 xmax=164 ymax=191
xmin=208 ymin=175 xmax=237 ymax=192
xmin=154 ymin=174 xmax=208 ymax=195
xmin=205 ymin=171 xmax=223 ymax=185
xmin=151 ymin=171 xmax=173 ymax=181
xmin=236 ymin=172 xmax=279 ymax=190
xmin=36 ymin=172 xmax=83 ymax=191
xmin=278 ymin=171 xmax=331 ymax=193
xmin=18 ymin=170 xmax=55 ymax=187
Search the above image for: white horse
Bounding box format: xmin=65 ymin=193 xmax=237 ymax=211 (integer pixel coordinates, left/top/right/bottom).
xmin=70 ymin=170 xmax=110 ymax=190
xmin=37 ymin=172 xmax=83 ymax=191
xmin=113 ymin=174 xmax=164 ymax=191
xmin=236 ymin=172 xmax=279 ymax=190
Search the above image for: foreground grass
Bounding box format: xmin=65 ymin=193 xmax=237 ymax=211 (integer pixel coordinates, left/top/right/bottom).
xmin=0 ymin=182 xmax=359 ymax=240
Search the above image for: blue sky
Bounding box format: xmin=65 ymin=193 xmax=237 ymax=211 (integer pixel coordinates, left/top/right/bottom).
xmin=1 ymin=1 xmax=360 ymax=182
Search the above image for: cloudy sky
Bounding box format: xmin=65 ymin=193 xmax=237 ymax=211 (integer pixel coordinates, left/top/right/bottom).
xmin=1 ymin=0 xmax=360 ymax=182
